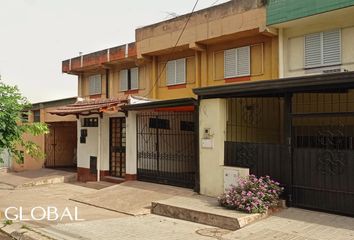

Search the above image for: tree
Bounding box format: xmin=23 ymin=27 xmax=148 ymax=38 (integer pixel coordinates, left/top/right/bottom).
xmin=0 ymin=81 xmax=48 ymax=163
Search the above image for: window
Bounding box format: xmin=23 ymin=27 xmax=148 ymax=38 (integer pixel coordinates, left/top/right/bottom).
xmin=21 ymin=111 xmax=29 ymax=123
xmin=120 ymin=67 xmax=139 ymax=91
xmin=166 ymin=58 xmax=186 ymax=86
xmin=89 ymin=74 xmax=102 ymax=95
xmin=224 ymin=46 xmax=250 ymax=78
xmin=149 ymin=118 xmax=170 ymax=130
xmin=180 ymin=121 xmax=194 ymax=132
xmin=83 ymin=118 xmax=98 ymax=127
xmin=304 ymin=29 xmax=341 ymax=69
xmin=33 ymin=110 xmax=40 ymax=122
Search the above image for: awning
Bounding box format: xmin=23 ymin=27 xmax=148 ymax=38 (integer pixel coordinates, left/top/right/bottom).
xmin=49 ymin=97 xmax=129 ymax=117
xmin=193 ymin=71 xmax=354 ymax=98
xmin=122 ymin=98 xmax=197 ymax=112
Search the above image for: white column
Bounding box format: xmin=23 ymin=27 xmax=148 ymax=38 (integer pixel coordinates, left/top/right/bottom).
xmin=278 ymin=28 xmax=284 ymax=78
xmin=126 ymin=111 xmax=137 ymax=176
xmin=97 ymin=116 xmax=101 ymax=181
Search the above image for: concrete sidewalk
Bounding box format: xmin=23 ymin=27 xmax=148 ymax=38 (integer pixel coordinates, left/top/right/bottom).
xmin=0 ymin=168 xmax=76 ymax=189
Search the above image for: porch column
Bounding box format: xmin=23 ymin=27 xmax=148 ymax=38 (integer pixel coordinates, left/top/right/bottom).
xmin=199 ymin=98 xmax=226 ymax=197
xmin=126 ymin=111 xmax=137 ymax=180
xmin=283 ymin=93 xmax=293 ymax=205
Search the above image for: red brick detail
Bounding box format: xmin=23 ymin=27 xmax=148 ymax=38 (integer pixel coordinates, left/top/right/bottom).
xmin=167 ymin=84 xmax=187 ymax=90
xmin=128 ymin=42 xmax=137 ymax=57
xmin=224 ymin=76 xmax=251 ymax=83
xmin=62 ymin=60 xmax=70 ymax=73
xmin=83 ymin=50 xmax=107 ymax=67
xmin=125 ymin=174 xmax=137 ymax=181
xmin=124 ymin=89 xmax=139 ymax=95
xmin=77 ymin=167 xmax=110 ymax=182
xmin=71 ymin=57 xmax=81 ymax=70
xmin=109 ymin=45 xmax=126 ymax=61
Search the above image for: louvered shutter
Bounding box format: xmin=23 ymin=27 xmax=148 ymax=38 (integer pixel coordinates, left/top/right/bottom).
xmin=305 ymin=33 xmax=322 ymax=68
xmin=89 ymin=74 xmax=101 ymax=95
xmin=175 ymin=58 xmax=186 ymax=84
xmin=224 ymin=48 xmax=237 ymax=78
xmin=130 ymin=67 xmax=139 ymax=90
xmin=166 ymin=60 xmax=176 ymax=86
xmin=323 ymin=29 xmax=341 ymax=66
xmin=236 ymin=46 xmax=250 ymax=76
xmin=119 ymin=69 xmax=128 ymax=91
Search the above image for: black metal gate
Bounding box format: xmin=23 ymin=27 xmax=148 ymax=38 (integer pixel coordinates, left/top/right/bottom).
xmin=224 ymin=94 xmax=354 ymax=216
xmin=292 ymin=93 xmax=354 ymax=215
xmin=136 ymin=111 xmax=197 ymax=189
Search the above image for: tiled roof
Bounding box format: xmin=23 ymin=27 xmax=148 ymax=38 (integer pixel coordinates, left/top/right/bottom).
xmin=49 ymin=97 xmax=129 ymax=116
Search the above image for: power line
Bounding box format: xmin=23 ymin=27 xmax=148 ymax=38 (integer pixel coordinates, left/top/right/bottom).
xmin=143 ymin=0 xmax=200 ymax=98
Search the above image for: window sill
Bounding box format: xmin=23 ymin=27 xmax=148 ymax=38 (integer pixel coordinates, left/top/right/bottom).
xmin=89 ymin=94 xmax=102 ymax=99
xmin=123 ymin=89 xmax=139 ymax=95
xmin=224 ymin=76 xmax=250 ymax=83
xmin=167 ymin=84 xmax=187 ymax=90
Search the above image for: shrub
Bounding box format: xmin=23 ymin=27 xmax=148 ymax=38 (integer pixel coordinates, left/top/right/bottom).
xmin=218 ymin=175 xmax=283 ymax=214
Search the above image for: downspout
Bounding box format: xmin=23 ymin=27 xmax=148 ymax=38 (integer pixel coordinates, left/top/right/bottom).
xmin=97 ymin=115 xmax=101 ymax=182
xmin=106 ymin=69 xmax=109 ymax=98
xmin=278 ymin=28 xmax=284 ymax=78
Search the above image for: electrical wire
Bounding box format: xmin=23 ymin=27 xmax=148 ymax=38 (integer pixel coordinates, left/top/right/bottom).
xmin=143 ymin=0 xmax=200 ymax=98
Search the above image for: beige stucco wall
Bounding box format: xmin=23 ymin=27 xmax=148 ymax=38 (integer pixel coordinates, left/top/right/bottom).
xmin=199 ymin=98 xmax=226 ymax=197
xmin=281 ymin=7 xmax=354 ymax=77
xmin=126 ymin=111 xmax=137 ymax=175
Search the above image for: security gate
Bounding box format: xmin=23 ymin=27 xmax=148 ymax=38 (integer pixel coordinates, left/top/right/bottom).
xmin=109 ymin=117 xmax=126 ymax=178
xmin=292 ymin=93 xmax=354 ymax=215
xmin=224 ymin=93 xmax=354 ymax=216
xmin=136 ymin=112 xmax=197 ymax=189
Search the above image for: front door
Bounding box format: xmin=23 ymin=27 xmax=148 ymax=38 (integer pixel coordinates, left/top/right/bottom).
xmin=109 ymin=118 xmax=126 ymax=178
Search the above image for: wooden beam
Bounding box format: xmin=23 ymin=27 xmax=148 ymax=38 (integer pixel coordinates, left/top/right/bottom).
xmin=259 ymin=26 xmax=278 ymax=36
xmin=189 ymin=42 xmax=206 ymax=52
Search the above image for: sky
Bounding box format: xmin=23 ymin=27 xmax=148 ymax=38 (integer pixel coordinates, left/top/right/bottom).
xmin=0 ymin=0 xmax=229 ymax=103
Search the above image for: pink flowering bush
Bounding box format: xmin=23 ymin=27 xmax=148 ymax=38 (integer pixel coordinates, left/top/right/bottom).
xmin=218 ymin=175 xmax=283 ymax=214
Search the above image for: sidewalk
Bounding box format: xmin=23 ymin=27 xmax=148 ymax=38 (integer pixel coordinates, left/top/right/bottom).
xmin=0 ymin=168 xmax=76 ymax=189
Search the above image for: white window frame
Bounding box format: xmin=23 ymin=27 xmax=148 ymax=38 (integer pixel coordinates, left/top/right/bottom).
xmin=166 ymin=58 xmax=186 ymax=86
xmin=88 ymin=74 xmax=101 ymax=95
xmin=304 ymin=29 xmax=341 ymax=69
xmin=224 ymin=46 xmax=251 ymax=79
xmin=119 ymin=67 xmax=139 ymax=92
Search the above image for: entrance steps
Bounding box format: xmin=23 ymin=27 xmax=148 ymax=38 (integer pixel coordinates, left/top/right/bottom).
xmin=151 ymin=195 xmax=275 ymax=230
xmin=102 ymin=176 xmax=125 ymax=184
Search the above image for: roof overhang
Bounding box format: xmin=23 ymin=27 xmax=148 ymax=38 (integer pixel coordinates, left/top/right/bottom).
xmin=193 ymin=71 xmax=354 ymax=99
xmin=49 ymin=98 xmax=129 ymax=117
xmin=122 ymin=98 xmax=197 ymax=112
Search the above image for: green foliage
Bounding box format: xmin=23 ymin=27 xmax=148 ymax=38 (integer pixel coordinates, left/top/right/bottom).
xmin=0 ymin=81 xmax=48 ymax=163
xmin=3 ymin=219 xmax=13 ymax=226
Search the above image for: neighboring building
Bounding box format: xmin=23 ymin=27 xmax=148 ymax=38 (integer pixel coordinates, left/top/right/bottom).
xmin=192 ymin=0 xmax=354 ymax=216
xmin=13 ymin=97 xmax=77 ymax=171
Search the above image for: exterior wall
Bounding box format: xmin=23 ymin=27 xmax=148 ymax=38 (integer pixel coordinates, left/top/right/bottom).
xmin=14 ymin=107 xmax=76 ymax=172
xmin=267 ymin=0 xmax=354 ymax=25
xmin=136 ymin=0 xmax=267 ymax=57
xmin=77 ymin=112 xmax=126 ymax=181
xmin=199 ymin=98 xmax=226 ymax=196
xmin=281 ymin=7 xmax=354 ymax=78
xmin=126 ymin=111 xmax=137 ymax=176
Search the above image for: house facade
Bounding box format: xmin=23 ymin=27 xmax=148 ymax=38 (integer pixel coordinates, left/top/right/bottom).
xmin=14 ymin=98 xmax=77 ymax=172
xmin=193 ymin=0 xmax=354 ymax=216
xmin=56 ymin=0 xmax=354 ymax=216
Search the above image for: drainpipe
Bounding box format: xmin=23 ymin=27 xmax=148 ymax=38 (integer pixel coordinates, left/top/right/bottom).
xmin=97 ymin=115 xmax=101 ymax=182
xmin=278 ymin=28 xmax=284 ymax=78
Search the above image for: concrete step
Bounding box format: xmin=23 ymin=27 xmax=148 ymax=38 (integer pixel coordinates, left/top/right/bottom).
xmin=151 ymin=196 xmax=275 ymax=230
xmin=16 ymin=173 xmax=77 ymax=188
xmin=102 ymin=176 xmax=125 ymax=184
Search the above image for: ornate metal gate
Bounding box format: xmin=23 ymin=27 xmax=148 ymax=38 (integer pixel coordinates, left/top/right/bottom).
xmin=292 ymin=93 xmax=354 ymax=215
xmin=136 ymin=111 xmax=197 ymax=189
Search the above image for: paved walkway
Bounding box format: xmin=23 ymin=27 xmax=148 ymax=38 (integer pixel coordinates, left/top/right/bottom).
xmin=0 ymin=168 xmax=76 ymax=189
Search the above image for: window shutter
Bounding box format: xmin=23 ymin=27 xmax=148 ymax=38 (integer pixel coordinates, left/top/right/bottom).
xmin=236 ymin=46 xmax=250 ymax=76
xmin=89 ymin=74 xmax=101 ymax=95
xmin=175 ymin=58 xmax=186 ymax=84
xmin=166 ymin=60 xmax=176 ymax=86
xmin=323 ymin=29 xmax=341 ymax=66
xmin=130 ymin=67 xmax=139 ymax=90
xmin=224 ymin=48 xmax=237 ymax=78
xmin=305 ymin=32 xmax=322 ymax=68
xmin=119 ymin=70 xmax=128 ymax=91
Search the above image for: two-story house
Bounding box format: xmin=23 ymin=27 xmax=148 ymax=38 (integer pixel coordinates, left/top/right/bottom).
xmin=193 ymin=0 xmax=354 ymax=216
